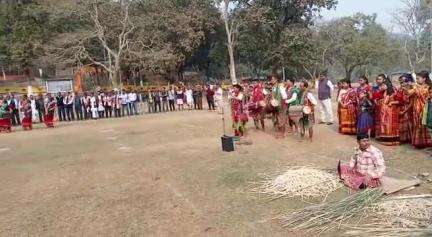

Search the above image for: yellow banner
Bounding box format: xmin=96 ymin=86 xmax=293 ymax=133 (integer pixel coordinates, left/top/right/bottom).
xmin=0 ymin=86 xmax=47 ymax=94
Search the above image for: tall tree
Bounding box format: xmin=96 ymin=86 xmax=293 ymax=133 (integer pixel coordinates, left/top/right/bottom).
xmin=239 ymin=0 xmax=337 ymax=74
xmin=220 ymin=0 xmax=240 ymax=84
xmin=393 ymin=0 xmax=431 ymax=73
xmin=319 ymin=13 xmax=389 ymax=80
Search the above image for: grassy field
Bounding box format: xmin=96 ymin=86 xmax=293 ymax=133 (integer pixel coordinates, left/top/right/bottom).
xmin=0 ymin=109 xmax=431 ymax=236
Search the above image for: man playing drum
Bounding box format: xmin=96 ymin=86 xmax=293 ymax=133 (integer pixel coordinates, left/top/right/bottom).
xmin=270 ymin=74 xmax=288 ymax=138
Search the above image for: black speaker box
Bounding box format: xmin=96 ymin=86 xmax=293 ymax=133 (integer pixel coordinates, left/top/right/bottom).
xmin=221 ymin=135 xmax=235 ymax=152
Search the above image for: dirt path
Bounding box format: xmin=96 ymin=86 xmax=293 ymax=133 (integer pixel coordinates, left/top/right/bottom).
xmin=0 ymin=109 xmax=430 ymax=236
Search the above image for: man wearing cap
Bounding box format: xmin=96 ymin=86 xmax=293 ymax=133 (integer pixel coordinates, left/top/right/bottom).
xmin=338 ymin=134 xmax=386 ymax=190
xmin=315 ymin=70 xmax=334 ymax=125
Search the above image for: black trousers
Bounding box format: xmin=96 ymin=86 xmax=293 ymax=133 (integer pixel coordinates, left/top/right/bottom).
xmin=148 ymin=102 xmax=154 ymax=113
xmin=168 ymin=100 xmax=175 ymax=111
xmin=115 ymin=108 xmax=121 ymax=117
xmin=105 ymin=106 xmax=112 ymax=118
xmin=207 ymin=98 xmax=215 ymax=110
xmin=38 ymin=109 xmax=45 ymax=123
xmin=65 ymin=105 xmax=74 ymax=121
xmin=11 ymin=109 xmax=21 ymax=125
xmin=122 ymin=104 xmax=129 ymax=116
xmin=154 ymin=101 xmax=161 ymax=113
xmin=58 ymin=106 xmax=65 ymax=121
xmin=75 ymin=106 xmax=83 ymax=120
xmin=83 ymin=108 xmax=90 ymax=120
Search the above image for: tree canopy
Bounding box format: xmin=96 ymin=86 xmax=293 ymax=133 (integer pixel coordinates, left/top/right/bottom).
xmin=0 ymin=0 xmax=430 ymax=84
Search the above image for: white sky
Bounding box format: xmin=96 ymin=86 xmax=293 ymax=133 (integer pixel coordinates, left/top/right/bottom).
xmin=320 ymin=0 xmax=406 ymax=32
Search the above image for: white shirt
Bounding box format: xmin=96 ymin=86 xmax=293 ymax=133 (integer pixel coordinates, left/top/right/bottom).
xmin=305 ymin=92 xmax=318 ymax=106
xmin=234 ymin=92 xmax=244 ymax=101
xmin=90 ymin=96 xmax=97 ymax=108
xmin=168 ymin=90 xmax=175 ymax=100
xmin=273 ymin=84 xmax=288 ymax=100
xmin=121 ymin=93 xmax=129 ymax=104
xmin=215 ymin=88 xmax=223 ymax=101
xmin=128 ymin=92 xmax=137 ymax=102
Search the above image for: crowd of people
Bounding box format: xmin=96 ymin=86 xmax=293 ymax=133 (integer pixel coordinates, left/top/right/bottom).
xmin=2 ymin=69 xmax=432 ymax=152
xmin=337 ymin=70 xmax=432 ymax=149
xmin=3 ymin=70 xmax=431 ymax=191
xmin=0 ymin=84 xmax=225 ymax=133
xmin=229 ymin=73 xmax=322 ymax=141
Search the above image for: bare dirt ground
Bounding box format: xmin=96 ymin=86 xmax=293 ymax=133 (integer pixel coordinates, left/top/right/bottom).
xmin=0 ymin=107 xmax=431 ymax=236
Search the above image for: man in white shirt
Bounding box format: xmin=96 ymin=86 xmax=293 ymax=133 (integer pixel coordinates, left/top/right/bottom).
xmin=270 ymin=75 xmax=288 ymax=137
xmin=120 ymin=91 xmax=129 ymax=116
xmin=214 ymin=85 xmax=224 ymax=114
xmin=315 ymin=70 xmax=334 ymax=125
xmin=64 ymin=91 xmax=75 ymax=121
xmin=128 ymin=90 xmax=138 ymax=115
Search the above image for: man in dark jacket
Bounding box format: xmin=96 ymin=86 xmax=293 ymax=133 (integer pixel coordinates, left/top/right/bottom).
xmin=74 ymin=92 xmax=84 ymax=120
xmin=56 ymin=92 xmax=65 ymax=121
xmin=36 ymin=94 xmax=45 ymax=123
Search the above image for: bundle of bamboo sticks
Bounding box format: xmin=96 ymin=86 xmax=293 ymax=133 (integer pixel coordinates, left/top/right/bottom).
xmin=251 ymin=166 xmax=342 ymax=200
xmin=277 ymin=189 xmax=383 ymax=234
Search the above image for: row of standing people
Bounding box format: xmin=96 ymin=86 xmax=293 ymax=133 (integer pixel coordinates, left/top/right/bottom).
xmin=337 ymin=71 xmax=432 ymax=148
xmin=0 ymin=84 xmax=225 ymax=133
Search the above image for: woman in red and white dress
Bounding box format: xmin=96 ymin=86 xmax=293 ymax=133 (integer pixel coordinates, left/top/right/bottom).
xmin=231 ymin=84 xmax=248 ymax=137
xmin=44 ymin=96 xmax=56 ymax=128
xmin=20 ymin=95 xmax=33 ymax=130
xmin=248 ymin=83 xmax=266 ymax=130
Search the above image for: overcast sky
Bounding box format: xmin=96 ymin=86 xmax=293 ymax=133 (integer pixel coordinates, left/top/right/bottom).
xmin=320 ymin=0 xmax=405 ymax=32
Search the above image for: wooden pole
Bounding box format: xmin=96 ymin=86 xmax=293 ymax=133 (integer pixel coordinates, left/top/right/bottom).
xmin=222 ymin=105 xmax=226 ymax=136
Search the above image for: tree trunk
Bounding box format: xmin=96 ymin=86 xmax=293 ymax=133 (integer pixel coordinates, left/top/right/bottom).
xmin=345 ymin=67 xmax=353 ymax=81
xmin=222 ymin=1 xmax=237 ymax=85
xmin=227 ymin=40 xmax=237 ymax=84
xmin=271 ymin=66 xmax=279 ymax=75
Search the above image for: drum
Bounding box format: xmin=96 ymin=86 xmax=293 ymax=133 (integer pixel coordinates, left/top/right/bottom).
xmin=302 ymin=106 xmax=312 ymax=115
xmin=248 ymin=102 xmax=258 ymax=111
xmin=270 ymin=99 xmax=280 ymax=107
xmin=288 ymin=105 xmax=304 ymax=118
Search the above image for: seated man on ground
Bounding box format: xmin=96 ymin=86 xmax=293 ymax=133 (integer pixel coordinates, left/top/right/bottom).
xmin=338 ymin=133 xmax=386 ymax=190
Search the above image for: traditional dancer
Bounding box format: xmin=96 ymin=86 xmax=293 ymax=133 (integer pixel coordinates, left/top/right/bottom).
xmin=0 ymin=98 xmax=12 ymax=133
xmin=270 ymin=74 xmax=288 ymax=137
xmin=285 ymin=78 xmax=296 ymax=133
xmin=357 ymin=89 xmax=374 ymax=137
xmin=338 ymin=134 xmax=386 ymax=190
xmin=231 ymin=84 xmax=248 ymax=137
xmin=395 ymin=74 xmax=414 ymax=143
xmin=298 ymin=81 xmax=318 ymax=141
xmin=375 ymin=78 xmax=400 ymax=145
xmin=356 ymin=76 xmax=372 ymax=96
xmin=44 ymin=96 xmax=56 ymax=128
xmin=20 ymin=95 xmax=33 ymax=130
xmin=372 ymin=74 xmax=388 ymax=138
xmin=338 ymin=79 xmax=357 ymax=135
xmin=248 ymin=83 xmax=266 ymax=130
xmin=411 ymin=71 xmax=432 ymax=148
